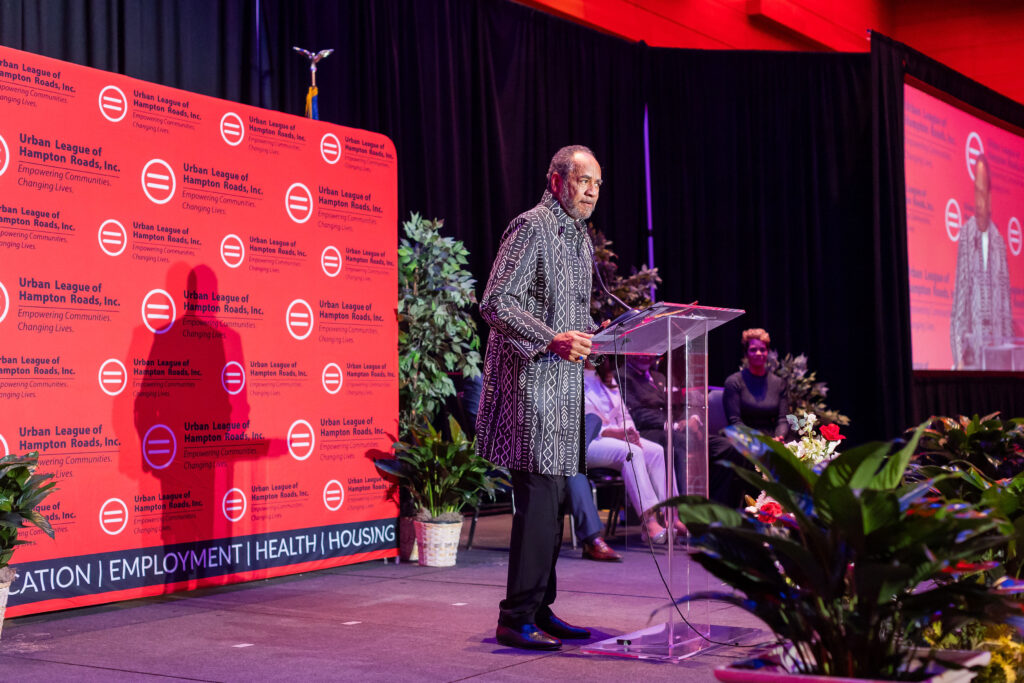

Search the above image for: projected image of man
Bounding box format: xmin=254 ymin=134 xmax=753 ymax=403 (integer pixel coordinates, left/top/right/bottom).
xmin=950 ymin=154 xmax=1013 ymax=369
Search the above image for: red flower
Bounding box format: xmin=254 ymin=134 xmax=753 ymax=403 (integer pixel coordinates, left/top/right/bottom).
xmin=757 ymin=501 xmax=783 ymax=523
xmin=820 ymin=424 xmax=845 ymax=441
xmin=940 ymin=560 xmax=999 ymax=575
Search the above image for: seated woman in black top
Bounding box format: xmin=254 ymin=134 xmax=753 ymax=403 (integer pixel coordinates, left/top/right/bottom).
xmin=724 ymin=328 xmax=788 ymax=438
xmin=709 ymin=328 xmax=788 ymax=506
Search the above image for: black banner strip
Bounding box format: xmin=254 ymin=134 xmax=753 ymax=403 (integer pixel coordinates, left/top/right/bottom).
xmin=8 ymin=518 xmax=397 ymax=605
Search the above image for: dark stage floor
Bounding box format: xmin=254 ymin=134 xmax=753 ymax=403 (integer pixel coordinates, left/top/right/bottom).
xmin=1 ymin=512 xmax=769 ymax=681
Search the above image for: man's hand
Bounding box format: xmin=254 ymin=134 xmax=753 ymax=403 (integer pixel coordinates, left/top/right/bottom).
xmin=548 ymin=330 xmax=594 ymax=363
xmin=625 ymin=426 xmax=642 ymax=446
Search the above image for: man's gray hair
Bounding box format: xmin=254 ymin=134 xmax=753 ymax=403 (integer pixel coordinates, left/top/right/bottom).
xmin=547 ymin=145 xmax=595 ymax=188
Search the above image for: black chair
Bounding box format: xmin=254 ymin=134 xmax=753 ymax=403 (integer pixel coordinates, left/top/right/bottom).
xmin=582 ymin=413 xmax=626 ymax=538
xmin=586 ymin=467 xmax=626 ymax=537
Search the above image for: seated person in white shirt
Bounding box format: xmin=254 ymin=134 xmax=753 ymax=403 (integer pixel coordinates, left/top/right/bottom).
xmin=585 ymin=358 xmax=682 ymax=543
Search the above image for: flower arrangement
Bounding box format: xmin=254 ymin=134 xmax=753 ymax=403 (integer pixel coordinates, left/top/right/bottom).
xmin=660 ymin=423 xmax=1024 ymax=679
xmin=745 ymin=413 xmax=844 ymax=524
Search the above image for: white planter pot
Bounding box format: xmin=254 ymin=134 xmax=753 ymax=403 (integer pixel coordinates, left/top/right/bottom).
xmin=414 ymin=519 xmax=463 ymax=567
xmin=0 ymin=566 xmax=15 ymax=642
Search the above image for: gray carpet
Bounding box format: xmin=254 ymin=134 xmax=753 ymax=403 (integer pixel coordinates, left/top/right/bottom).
xmin=0 ymin=513 xmax=769 ymax=681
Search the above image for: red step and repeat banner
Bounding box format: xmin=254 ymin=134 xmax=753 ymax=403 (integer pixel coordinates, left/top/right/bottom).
xmin=0 ymin=46 xmax=399 ymax=616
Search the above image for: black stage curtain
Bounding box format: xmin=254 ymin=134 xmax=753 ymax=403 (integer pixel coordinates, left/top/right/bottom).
xmin=1 ymin=0 xmax=648 ymax=312
xmin=5 ymin=4 xmax=1020 ymax=440
xmin=0 ymin=0 xmax=268 ymax=104
xmin=257 ymin=0 xmax=648 ymax=285
xmin=868 ymin=35 xmax=915 ymax=439
xmin=872 ymin=34 xmax=1024 ymax=424
xmin=643 ymin=50 xmax=888 ymax=442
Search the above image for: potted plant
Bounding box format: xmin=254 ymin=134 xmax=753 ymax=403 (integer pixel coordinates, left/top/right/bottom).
xmin=1 ymin=451 xmax=56 ymax=639
xmin=909 ymin=414 xmax=1024 ymax=580
xmin=911 ymin=413 xmax=1024 ymax=481
xmin=658 ymin=423 xmax=1024 ymax=680
xmin=397 ymin=212 xmax=482 ymax=437
xmin=395 ymin=212 xmax=484 ymax=561
xmin=907 ymin=413 xmax=1024 ymax=681
xmin=375 ymin=416 xmax=508 ymax=567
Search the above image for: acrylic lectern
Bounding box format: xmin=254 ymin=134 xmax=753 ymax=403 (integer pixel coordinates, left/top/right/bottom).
xmin=582 ymin=302 xmax=761 ymax=662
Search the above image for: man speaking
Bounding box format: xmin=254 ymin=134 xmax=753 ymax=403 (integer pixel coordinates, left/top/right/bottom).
xmin=950 ymin=154 xmax=1013 ymax=369
xmin=476 ymin=145 xmax=601 ymax=650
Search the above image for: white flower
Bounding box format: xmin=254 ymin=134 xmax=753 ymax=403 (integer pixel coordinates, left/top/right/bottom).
xmin=783 ymin=413 xmax=839 ymax=470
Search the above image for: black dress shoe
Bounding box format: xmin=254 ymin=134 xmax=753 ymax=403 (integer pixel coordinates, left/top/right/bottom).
xmin=495 ymin=623 xmax=561 ymax=650
xmin=536 ymin=613 xmax=590 ymax=639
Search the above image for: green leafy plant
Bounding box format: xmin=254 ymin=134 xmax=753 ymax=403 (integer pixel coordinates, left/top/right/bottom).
xmin=588 ymin=226 xmax=660 ymax=320
xmin=1 ymin=452 xmax=57 ymax=578
xmin=398 ymin=213 xmax=482 ymax=436
xmin=374 ymin=416 xmax=508 ymax=522
xmin=744 ymin=350 xmax=850 ymax=426
xmin=912 ymin=413 xmax=1024 ymax=480
xmin=910 ymin=415 xmax=1024 ymax=580
xmin=914 ymin=465 xmax=1024 ymax=581
xmin=658 ymin=424 xmax=1024 ymax=679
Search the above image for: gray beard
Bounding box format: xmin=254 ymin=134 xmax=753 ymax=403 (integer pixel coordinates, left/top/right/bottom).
xmin=559 ymin=187 xmax=589 ymax=220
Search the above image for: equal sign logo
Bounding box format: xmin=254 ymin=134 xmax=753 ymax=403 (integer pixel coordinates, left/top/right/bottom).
xmin=97 ymin=85 xmax=128 ymax=123
xmin=323 ymin=480 xmax=345 ymax=511
xmin=322 ymin=363 xmax=343 ymax=394
xmin=287 ymin=419 xmax=315 ymax=461
xmin=286 ymin=299 xmax=314 ymax=340
xmin=98 ymin=359 xmax=128 ymax=396
xmin=97 ymin=219 xmax=128 ymax=256
xmin=0 ymin=132 xmax=9 ymax=176
xmin=0 ymin=280 xmax=8 ymax=324
xmin=220 ymin=112 xmax=245 ymax=146
xmin=945 ymin=198 xmax=962 ymax=242
xmin=321 ymin=245 xmax=342 ymax=277
xmin=141 ymin=159 xmax=176 ymax=204
xmin=220 ymin=234 xmax=245 ymax=268
xmin=221 ymin=361 xmax=246 ymax=395
xmin=142 ymin=424 xmax=177 ymax=470
xmin=285 ymin=182 xmax=313 ymax=223
xmin=965 ymin=132 xmax=984 ymax=181
xmin=1009 ymin=217 xmax=1022 ymax=257
xmin=142 ymin=289 xmax=176 ymax=334
xmin=99 ymin=498 xmax=129 ymax=535
xmin=222 ymin=488 xmax=247 ymax=522
xmin=320 ymin=133 xmax=342 ymax=164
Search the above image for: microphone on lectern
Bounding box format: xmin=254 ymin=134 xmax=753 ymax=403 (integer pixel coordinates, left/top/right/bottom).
xmin=592 ymin=254 xmax=643 ymax=328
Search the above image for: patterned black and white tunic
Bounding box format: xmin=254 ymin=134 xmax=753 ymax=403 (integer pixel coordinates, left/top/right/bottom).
xmin=476 ymin=190 xmax=596 ymax=476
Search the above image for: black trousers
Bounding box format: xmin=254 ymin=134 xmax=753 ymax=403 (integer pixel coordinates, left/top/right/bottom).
xmin=498 ymin=470 xmax=567 ymax=628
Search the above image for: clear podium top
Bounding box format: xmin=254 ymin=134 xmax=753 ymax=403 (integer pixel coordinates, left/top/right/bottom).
xmin=590 ymin=302 xmax=744 ymax=355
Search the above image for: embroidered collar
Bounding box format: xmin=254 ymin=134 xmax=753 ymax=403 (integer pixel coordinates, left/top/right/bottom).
xmin=541 ymin=190 xmax=584 ymax=236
